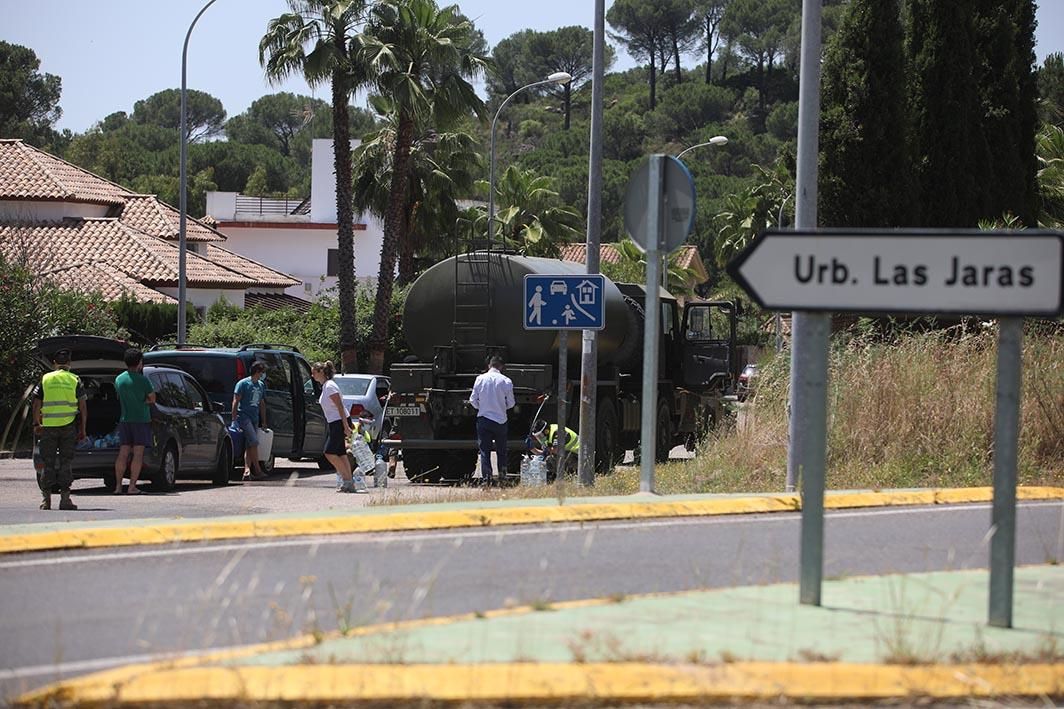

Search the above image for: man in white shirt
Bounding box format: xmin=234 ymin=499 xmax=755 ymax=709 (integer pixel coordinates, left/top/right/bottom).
xmin=470 ymin=355 xmax=515 ymax=485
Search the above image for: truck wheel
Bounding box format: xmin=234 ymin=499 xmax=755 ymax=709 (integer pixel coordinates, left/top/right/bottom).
xmin=439 ymin=451 xmax=477 ymax=484
xmin=403 ymin=451 xmax=443 ymax=484
xmin=655 ymin=400 xmax=673 ymax=463
xmin=596 ymin=398 xmax=620 ymax=475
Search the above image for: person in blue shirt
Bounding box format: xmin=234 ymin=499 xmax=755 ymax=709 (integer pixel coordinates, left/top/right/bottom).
xmin=232 ymin=361 xmax=268 ymax=480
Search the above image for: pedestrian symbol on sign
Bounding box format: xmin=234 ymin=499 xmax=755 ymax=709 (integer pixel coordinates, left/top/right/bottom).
xmin=523 ymin=274 xmax=606 ymax=331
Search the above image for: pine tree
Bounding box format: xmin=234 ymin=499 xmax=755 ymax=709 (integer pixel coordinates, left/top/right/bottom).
xmin=972 ymin=0 xmax=1039 ymax=224
xmin=819 ymin=0 xmax=911 ymax=227
xmin=907 ymin=0 xmax=989 ymax=226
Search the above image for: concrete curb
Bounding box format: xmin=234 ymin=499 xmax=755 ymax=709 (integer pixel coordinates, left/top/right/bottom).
xmin=16 ymin=662 xmax=1064 ymax=706
xmin=2 ymin=486 xmax=1063 ymax=555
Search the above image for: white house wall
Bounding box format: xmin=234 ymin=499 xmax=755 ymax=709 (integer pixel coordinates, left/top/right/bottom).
xmin=0 ymin=200 xmax=109 ymax=222
xmin=157 ymin=287 xmax=245 ymax=311
xmin=218 ymin=224 xmax=384 ymax=299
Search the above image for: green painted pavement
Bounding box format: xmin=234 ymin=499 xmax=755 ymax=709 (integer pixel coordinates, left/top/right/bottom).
xmin=235 ymin=566 xmax=1064 ymax=667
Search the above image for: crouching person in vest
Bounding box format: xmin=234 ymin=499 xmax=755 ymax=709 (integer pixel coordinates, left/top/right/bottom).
xmin=529 ymin=419 xmax=580 ymax=476
xmin=32 ymin=349 xmax=87 ymax=510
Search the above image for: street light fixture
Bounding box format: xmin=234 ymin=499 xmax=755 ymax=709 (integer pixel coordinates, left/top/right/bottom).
xmin=178 ymin=0 xmax=220 ymax=345
xmin=668 ymin=135 xmax=729 ymax=288
xmin=487 ymin=71 xmax=572 ymax=249
xmin=675 ymin=135 xmax=728 ymax=160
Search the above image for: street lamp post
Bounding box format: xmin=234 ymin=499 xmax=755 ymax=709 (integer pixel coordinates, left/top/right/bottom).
xmin=178 ymin=0 xmax=220 ymax=345
xmin=487 ymin=71 xmax=572 ymax=249
xmin=670 ymin=135 xmax=729 ymax=288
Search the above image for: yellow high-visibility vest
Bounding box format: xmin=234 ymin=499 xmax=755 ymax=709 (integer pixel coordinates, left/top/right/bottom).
xmin=41 ymin=369 xmax=79 ymax=427
xmin=548 ymin=424 xmax=580 ymax=453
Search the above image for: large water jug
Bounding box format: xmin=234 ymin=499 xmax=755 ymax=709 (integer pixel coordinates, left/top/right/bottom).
xmin=519 ymin=455 xmax=531 ymax=485
xmin=349 ymin=434 xmax=375 ymax=475
xmin=526 ymin=456 xmax=547 ymax=487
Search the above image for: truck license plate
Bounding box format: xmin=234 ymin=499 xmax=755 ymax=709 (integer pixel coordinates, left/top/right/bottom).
xmin=393 ymin=406 xmax=421 ymax=416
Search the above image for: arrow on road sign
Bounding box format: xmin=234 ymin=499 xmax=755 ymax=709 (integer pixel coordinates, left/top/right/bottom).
xmin=726 ymin=229 xmax=1063 ymax=317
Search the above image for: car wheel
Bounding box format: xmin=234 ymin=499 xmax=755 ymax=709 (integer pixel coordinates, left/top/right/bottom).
xmin=403 ymin=450 xmax=443 ymax=484
xmin=103 ymin=472 xmax=117 ymax=492
xmin=317 ymin=456 xmax=335 ymax=471
xmin=212 ymin=440 xmax=233 ymax=486
xmin=152 ymin=444 xmax=178 ymax=492
xmin=261 ymin=454 xmax=276 ymax=474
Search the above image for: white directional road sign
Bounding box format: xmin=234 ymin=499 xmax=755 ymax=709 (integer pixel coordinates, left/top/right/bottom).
xmin=727 ymin=229 xmax=1063 ymax=317
xmin=523 ymin=274 xmax=606 ymax=330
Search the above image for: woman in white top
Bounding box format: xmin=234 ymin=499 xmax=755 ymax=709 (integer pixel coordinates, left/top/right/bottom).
xmin=310 ymin=361 xmax=362 ymax=493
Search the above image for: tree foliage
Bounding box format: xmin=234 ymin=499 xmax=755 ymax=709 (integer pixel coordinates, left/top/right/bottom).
xmin=132 ymin=88 xmax=227 ymax=143
xmin=819 ymin=0 xmax=911 ymax=227
xmin=260 ymin=0 xmax=370 ymax=372
xmin=0 ymin=41 xmax=63 ymax=149
xmin=351 ymin=0 xmax=488 ymax=373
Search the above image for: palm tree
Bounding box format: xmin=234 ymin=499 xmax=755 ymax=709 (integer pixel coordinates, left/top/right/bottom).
xmin=1037 ymin=123 xmax=1064 ymax=228
xmin=352 ymin=98 xmax=482 ymax=285
xmin=353 ymin=0 xmax=489 ymax=374
xmin=260 ymin=0 xmax=368 ymax=372
xmin=476 ymin=165 xmax=582 ymax=257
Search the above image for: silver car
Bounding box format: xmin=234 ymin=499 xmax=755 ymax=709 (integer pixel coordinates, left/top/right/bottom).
xmin=332 ymin=374 xmax=391 ymax=437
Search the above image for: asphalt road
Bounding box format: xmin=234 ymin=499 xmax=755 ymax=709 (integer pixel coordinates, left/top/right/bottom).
xmin=1 ymin=500 xmax=1061 ymax=699
xmin=0 ymin=447 xmax=695 ymax=525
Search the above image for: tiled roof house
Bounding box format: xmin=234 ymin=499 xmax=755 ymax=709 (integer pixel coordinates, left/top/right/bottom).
xmin=0 ymin=138 xmax=302 ymax=311
xmin=558 ymin=243 xmax=710 ymax=290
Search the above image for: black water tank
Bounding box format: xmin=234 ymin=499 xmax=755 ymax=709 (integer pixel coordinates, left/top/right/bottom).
xmin=402 ymin=253 xmax=637 ymax=367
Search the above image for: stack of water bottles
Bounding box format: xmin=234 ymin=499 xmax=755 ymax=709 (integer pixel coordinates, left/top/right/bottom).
xmin=519 ymin=454 xmax=547 ymax=487
xmin=346 ymin=428 xmax=372 ymax=491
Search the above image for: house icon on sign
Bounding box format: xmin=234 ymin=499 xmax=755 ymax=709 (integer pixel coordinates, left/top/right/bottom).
xmin=576 ymin=279 xmax=599 ymax=305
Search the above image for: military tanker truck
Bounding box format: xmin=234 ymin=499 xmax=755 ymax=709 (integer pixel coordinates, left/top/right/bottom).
xmin=385 ymin=251 xmax=739 ymax=482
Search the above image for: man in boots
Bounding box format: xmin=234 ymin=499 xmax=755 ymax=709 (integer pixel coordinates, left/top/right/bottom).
xmin=32 ymin=348 xmax=87 ymax=510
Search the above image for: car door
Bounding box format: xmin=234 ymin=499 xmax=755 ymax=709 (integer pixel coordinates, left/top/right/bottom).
xmin=295 ymin=357 xmax=326 ymax=457
xmin=149 ymin=372 xmax=194 ymax=469
xmin=179 ymin=373 xmax=220 ymax=470
xmin=680 ymin=302 xmax=736 ymax=392
xmin=256 ymin=352 xmax=294 ymax=458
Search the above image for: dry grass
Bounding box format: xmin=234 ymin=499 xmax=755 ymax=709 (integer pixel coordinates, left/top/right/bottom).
xmin=603 ymin=326 xmax=1063 ymax=495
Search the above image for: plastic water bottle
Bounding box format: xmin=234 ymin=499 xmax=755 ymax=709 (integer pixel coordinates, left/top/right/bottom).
xmin=373 ymin=459 xmax=387 ymax=488
xmin=349 ymin=435 xmax=375 ymax=475
xmin=527 ymin=456 xmax=547 ymax=487
xmin=519 ymin=455 xmax=531 ymax=485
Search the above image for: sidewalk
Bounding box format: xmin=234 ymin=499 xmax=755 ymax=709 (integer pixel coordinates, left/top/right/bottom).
xmin=18 ymin=566 xmax=1064 ymax=705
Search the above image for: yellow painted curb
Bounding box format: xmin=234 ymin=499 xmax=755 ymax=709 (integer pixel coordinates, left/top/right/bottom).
xmin=2 ymin=486 xmax=1062 ymax=556
xmin=16 ymin=662 xmax=1064 ymax=706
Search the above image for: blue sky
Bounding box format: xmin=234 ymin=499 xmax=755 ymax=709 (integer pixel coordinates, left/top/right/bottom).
xmin=3 ymin=0 xmax=1063 ymax=133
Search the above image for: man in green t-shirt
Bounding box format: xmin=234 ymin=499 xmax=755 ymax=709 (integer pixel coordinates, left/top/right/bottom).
xmin=113 ymin=348 xmax=156 ymax=494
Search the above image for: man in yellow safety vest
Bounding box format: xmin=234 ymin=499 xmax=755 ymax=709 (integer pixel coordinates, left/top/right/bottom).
xmin=32 ymin=348 xmax=87 ymax=510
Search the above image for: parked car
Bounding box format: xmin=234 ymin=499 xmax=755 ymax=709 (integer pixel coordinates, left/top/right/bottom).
xmin=34 ymin=336 xmax=233 ymax=491
xmin=333 ymin=374 xmax=390 ymax=438
xmin=737 ymin=363 xmax=759 ymax=402
xmin=143 ymin=343 xmax=327 ymax=472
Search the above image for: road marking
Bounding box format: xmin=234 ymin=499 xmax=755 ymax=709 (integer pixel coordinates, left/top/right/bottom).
xmin=2 ymin=501 xmax=1059 ymax=570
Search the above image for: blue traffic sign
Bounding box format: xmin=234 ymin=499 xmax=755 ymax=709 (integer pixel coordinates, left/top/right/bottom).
xmin=523 ymin=274 xmax=606 ymax=330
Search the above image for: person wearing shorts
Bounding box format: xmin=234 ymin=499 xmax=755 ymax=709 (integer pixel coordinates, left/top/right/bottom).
xmin=113 ymin=348 xmax=156 ymax=494
xmin=233 ymin=361 xmax=268 ymax=480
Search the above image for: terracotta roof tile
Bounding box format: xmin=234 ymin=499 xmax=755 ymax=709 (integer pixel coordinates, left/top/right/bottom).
xmin=559 ymin=243 xmax=708 ymax=284
xmin=36 ymin=260 xmax=176 ymax=303
xmin=0 ymin=219 xmax=257 ymax=288
xmin=0 ymin=139 xmax=132 ymax=205
xmin=121 ymin=196 xmax=226 ymax=243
